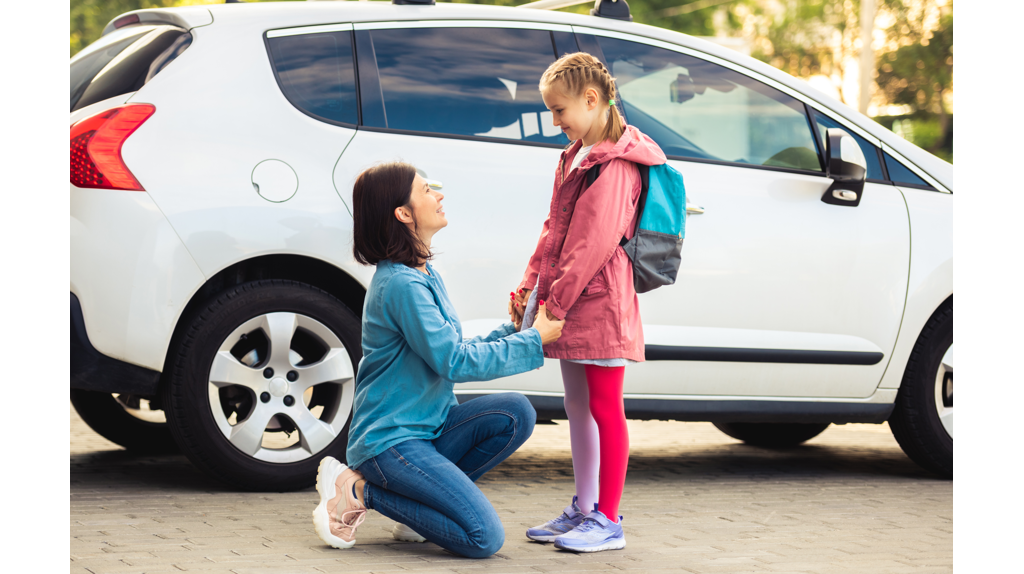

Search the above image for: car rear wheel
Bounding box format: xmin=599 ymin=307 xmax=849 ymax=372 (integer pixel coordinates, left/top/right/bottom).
xmin=70 ymin=389 xmax=178 ymax=453
xmin=163 ymin=280 xmax=359 ymax=491
xmin=889 ymin=303 xmax=953 ymax=478
xmin=712 ymin=422 xmax=831 ymax=447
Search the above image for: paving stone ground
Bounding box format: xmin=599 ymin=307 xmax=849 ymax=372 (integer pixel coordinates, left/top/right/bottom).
xmin=71 ymin=405 xmax=952 ymax=574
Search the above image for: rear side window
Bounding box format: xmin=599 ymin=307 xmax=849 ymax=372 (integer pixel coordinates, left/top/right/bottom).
xmin=70 ymin=25 xmax=190 ymax=112
xmin=266 ymin=31 xmax=359 ymax=127
xmin=592 ymin=35 xmax=821 ymax=172
xmin=810 ymin=111 xmax=885 ymax=181
xmin=367 ymin=27 xmax=570 ymax=145
xmin=884 ymin=152 xmax=932 ymax=188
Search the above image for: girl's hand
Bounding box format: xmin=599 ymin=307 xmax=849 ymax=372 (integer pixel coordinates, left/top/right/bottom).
xmin=533 ymin=301 xmax=565 ymax=345
xmin=515 ymin=288 xmax=531 ymax=310
xmin=508 ymin=292 xmax=523 ymax=330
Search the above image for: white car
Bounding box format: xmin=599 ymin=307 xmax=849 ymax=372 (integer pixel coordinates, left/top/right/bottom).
xmin=70 ymin=0 xmax=953 ymax=490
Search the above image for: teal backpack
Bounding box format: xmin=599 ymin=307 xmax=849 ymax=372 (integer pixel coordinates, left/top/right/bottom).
xmin=584 ymin=161 xmax=686 ymax=293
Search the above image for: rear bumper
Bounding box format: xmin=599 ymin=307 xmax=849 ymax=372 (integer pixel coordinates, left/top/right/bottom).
xmin=71 ymin=293 xmax=161 ymax=395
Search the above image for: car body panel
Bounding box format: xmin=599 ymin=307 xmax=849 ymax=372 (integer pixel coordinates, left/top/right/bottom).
xmin=878 ymin=186 xmax=954 ymax=389
xmin=70 ymin=188 xmax=205 ymax=371
xmin=455 ymin=166 xmax=908 ymax=399
xmin=120 ymin=24 xmax=364 ymax=284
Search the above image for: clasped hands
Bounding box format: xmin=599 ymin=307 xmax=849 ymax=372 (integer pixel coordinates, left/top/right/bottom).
xmin=508 ymin=288 xmax=564 ymax=344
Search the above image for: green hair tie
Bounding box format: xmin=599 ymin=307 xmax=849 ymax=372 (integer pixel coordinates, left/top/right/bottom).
xmin=609 ymin=99 xmax=616 ymax=106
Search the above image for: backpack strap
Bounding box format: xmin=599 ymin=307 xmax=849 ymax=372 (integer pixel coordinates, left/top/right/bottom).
xmin=625 ymin=165 xmax=651 ymax=247
xmin=583 ymin=163 xmax=650 ymax=248
xmin=585 ymin=163 xmax=601 ymax=188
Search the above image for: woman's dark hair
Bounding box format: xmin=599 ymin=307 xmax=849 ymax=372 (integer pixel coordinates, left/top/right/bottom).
xmin=352 ymin=162 xmax=432 ymax=267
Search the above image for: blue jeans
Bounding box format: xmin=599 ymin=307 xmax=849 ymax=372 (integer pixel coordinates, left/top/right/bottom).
xmin=356 ymin=392 xmax=536 ymax=558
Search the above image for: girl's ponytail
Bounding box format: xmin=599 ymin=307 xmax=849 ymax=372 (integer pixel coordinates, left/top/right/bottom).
xmin=540 ymin=52 xmax=626 ymax=144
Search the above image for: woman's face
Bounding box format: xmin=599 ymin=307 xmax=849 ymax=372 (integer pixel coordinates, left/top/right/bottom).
xmin=397 ymin=173 xmax=447 ymax=240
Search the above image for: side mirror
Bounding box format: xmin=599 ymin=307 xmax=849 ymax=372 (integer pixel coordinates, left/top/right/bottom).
xmin=821 ymin=128 xmax=867 ymax=207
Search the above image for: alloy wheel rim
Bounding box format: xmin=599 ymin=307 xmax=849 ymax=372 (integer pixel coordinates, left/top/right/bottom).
xmin=207 ymin=312 xmax=354 ymax=463
xmin=934 ymin=343 xmax=953 ymax=439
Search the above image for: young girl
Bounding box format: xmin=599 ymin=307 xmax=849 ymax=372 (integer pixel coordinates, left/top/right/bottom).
xmin=510 ymin=52 xmax=666 ymax=553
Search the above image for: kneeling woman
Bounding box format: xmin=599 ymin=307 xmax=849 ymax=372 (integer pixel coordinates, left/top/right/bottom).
xmin=312 ymin=162 xmax=565 ymax=558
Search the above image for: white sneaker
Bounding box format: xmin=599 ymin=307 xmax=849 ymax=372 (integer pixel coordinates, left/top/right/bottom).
xmin=312 ymin=456 xmax=367 ymax=549
xmin=392 ymin=522 xmax=427 ymax=542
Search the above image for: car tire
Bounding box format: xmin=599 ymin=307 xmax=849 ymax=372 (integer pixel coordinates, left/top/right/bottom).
xmin=888 ymin=303 xmax=953 ymax=479
xmin=712 ymin=422 xmax=830 ymax=447
xmin=70 ymin=389 xmax=178 ymax=453
xmin=163 ymin=280 xmax=361 ymax=491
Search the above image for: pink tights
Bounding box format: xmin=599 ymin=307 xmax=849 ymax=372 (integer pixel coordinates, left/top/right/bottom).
xmin=560 ymin=361 xmax=629 ymax=522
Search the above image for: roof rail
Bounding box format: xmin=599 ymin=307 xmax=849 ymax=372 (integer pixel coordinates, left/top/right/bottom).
xmin=518 ymin=0 xmax=632 ymax=22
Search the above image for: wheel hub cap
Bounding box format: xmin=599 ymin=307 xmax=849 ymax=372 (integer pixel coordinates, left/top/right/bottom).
xmin=207 ymin=311 xmax=355 ymax=463
xmin=269 ymin=377 xmax=289 ymax=398
xmin=934 ymin=344 xmax=953 ymax=439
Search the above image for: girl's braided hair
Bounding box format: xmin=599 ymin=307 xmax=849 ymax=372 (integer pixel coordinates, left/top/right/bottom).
xmin=539 ymin=52 xmax=625 ymax=144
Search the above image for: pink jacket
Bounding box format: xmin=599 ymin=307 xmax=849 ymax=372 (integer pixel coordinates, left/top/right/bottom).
xmin=519 ymin=125 xmax=667 ymax=362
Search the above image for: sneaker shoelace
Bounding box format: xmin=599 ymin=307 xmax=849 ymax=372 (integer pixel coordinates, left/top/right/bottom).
xmin=336 ymin=508 xmax=367 ymax=538
xmin=571 ymin=517 xmax=601 ymax=534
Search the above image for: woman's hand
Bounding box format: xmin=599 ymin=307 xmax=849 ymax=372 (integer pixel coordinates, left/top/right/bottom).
xmin=533 ymin=301 xmax=565 ymax=345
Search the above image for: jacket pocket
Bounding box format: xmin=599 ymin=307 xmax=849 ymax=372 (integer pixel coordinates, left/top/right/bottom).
xmin=581 ymin=267 xmax=609 ymax=297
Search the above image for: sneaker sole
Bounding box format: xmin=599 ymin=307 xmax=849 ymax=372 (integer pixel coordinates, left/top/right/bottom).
xmin=526 ymin=532 xmax=558 ymax=543
xmin=392 ymin=523 xmax=427 ymax=543
xmin=312 ymin=456 xmax=357 ymax=550
xmin=554 ymin=537 xmax=627 ymax=553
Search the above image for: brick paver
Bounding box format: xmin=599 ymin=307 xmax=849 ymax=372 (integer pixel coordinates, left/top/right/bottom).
xmin=71 ymin=405 xmax=952 ymax=573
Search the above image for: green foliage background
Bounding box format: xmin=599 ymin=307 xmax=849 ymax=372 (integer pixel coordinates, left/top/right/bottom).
xmin=70 ymin=0 xmax=951 ymax=161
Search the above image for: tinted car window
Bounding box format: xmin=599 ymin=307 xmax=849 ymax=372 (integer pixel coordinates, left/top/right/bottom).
xmin=811 ymin=110 xmax=885 ymax=181
xmin=71 ymin=27 xmax=151 ymax=110
xmin=368 ymin=27 xmax=569 ymax=145
xmin=592 ymin=36 xmax=821 ymax=172
xmin=267 ymin=31 xmax=359 ymax=126
xmin=884 ymin=152 xmax=932 ymax=188
xmin=70 ymin=25 xmax=189 ymax=112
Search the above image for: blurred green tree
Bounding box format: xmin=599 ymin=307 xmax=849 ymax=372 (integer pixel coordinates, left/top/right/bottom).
xmin=72 ymin=0 xmax=173 ymax=57
xmin=876 ymin=1 xmax=952 ymax=154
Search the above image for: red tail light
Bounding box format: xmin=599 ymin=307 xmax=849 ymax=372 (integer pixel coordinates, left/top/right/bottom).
xmin=70 ymin=104 xmax=155 ymax=191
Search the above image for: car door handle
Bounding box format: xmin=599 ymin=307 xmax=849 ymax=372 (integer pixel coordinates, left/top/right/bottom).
xmin=686 ymin=203 xmax=705 ymax=215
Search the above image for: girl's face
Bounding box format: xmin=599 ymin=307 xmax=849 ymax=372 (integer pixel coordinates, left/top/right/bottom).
xmin=396 ymin=173 xmax=447 ymax=241
xmin=542 ymin=85 xmax=603 ymax=143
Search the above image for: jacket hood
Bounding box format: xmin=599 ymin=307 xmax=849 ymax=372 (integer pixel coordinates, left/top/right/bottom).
xmin=579 ymin=124 xmax=667 ymax=169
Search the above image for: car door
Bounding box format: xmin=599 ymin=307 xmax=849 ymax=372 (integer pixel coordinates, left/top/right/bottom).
xmin=574 ymin=29 xmax=910 ymax=399
xmin=331 ymin=21 xmax=580 ymax=395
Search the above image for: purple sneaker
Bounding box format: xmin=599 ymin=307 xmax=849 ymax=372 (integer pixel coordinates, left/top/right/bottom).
xmin=526 ymin=496 xmax=585 ymax=543
xmin=553 ymin=505 xmax=626 ymax=553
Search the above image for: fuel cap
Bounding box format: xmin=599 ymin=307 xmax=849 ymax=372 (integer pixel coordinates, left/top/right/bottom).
xmin=252 ymin=159 xmax=298 ymax=202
